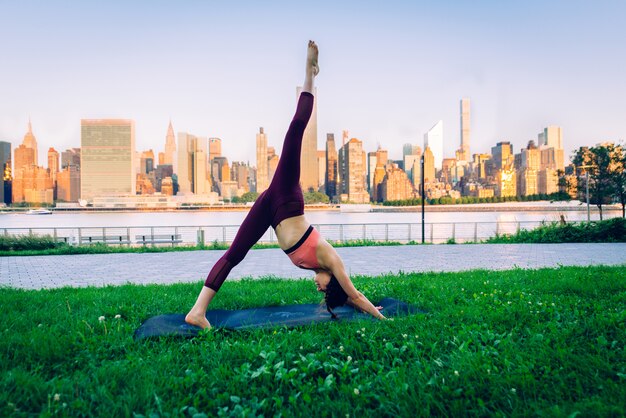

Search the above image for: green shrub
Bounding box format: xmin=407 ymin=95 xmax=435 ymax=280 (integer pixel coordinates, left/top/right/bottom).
xmin=0 ymin=234 xmax=67 ymax=251
xmin=486 ymin=218 xmax=626 ymax=243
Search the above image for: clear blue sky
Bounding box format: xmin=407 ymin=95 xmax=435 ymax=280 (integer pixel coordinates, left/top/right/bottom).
xmin=1 ymin=0 xmax=625 ymax=166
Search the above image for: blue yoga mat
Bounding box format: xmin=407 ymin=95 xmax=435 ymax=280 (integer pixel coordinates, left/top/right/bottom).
xmin=134 ymin=298 xmax=424 ymax=340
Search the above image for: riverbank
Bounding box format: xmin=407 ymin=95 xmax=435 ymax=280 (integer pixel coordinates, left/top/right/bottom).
xmin=373 ymin=201 xmax=623 ymax=213
xmin=2 ymin=200 xmax=621 ymax=214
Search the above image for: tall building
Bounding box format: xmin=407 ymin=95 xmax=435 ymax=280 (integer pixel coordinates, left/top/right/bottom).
xmin=538 ymin=169 xmax=559 ymax=194
xmin=325 ymin=133 xmax=338 ymax=200
xmin=231 ymin=161 xmax=250 ymax=192
xmin=459 ymin=98 xmax=471 ymax=161
xmin=1 ymin=141 xmax=11 ymax=204
xmin=317 ymin=150 xmax=326 ymax=191
xmin=424 ymin=120 xmax=443 ymax=169
xmin=403 ymin=145 xmax=421 ymax=185
xmin=472 ymin=153 xmax=491 ymax=179
xmin=371 ymin=147 xmax=389 ymax=200
xmin=267 ymin=148 xmax=278 ymax=183
xmin=256 ymin=127 xmax=269 ymax=193
xmin=139 ymin=150 xmax=155 ymax=174
xmin=47 ymin=148 xmax=59 ymax=184
xmin=13 ymin=165 xmax=53 ymax=204
xmin=402 ymin=143 xmax=420 ymax=158
xmin=516 ymin=141 xmax=540 ymax=196
xmin=81 ymin=120 xmax=136 ymax=201
xmin=164 ymin=121 xmax=176 ymax=165
xmin=541 ymin=126 xmax=563 ymax=149
xmin=495 ymin=169 xmax=516 ymax=197
xmin=423 ymin=146 xmax=436 ymax=183
xmin=338 ymin=138 xmax=369 ymax=203
xmin=491 ymin=141 xmax=514 ymax=171
xmin=297 ymin=86 xmax=318 ymax=192
xmin=61 ymin=148 xmax=80 ymax=169
xmin=14 ymin=144 xmax=35 ymax=172
xmin=209 ymin=138 xmax=222 ymax=161
xmin=57 ymin=165 xmax=80 ymax=202
xmin=380 ymin=164 xmax=415 ymax=201
xmin=22 ymin=120 xmax=39 ymax=166
xmin=177 ymin=132 xmax=211 ymax=195
xmin=367 ymin=151 xmax=377 ymax=192
xmin=13 ymin=126 xmax=53 ymax=204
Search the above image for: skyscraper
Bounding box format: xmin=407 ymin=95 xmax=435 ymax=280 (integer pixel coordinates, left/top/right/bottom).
xmin=460 ymin=98 xmax=471 ymax=161
xmin=317 ymin=150 xmax=325 ymax=190
xmin=48 ymin=148 xmax=59 ymax=183
xmin=541 ymin=126 xmax=563 ymax=149
xmin=57 ymin=165 xmax=80 ymax=202
xmin=370 ymin=148 xmax=388 ymax=202
xmin=61 ymin=148 xmax=80 ymax=169
xmin=22 ymin=119 xmax=38 ymax=166
xmin=367 ymin=151 xmax=377 ymax=192
xmin=325 ymin=133 xmax=338 ymax=200
xmin=14 ymin=144 xmax=34 ymax=173
xmin=256 ymin=127 xmax=269 ymax=193
xmin=297 ymin=86 xmax=318 ymax=192
xmin=164 ymin=121 xmax=176 ymax=165
xmin=81 ymin=119 xmax=136 ymax=200
xmin=177 ymin=132 xmax=211 ymax=195
xmin=491 ymin=141 xmax=514 ymax=171
xmin=424 ymin=120 xmax=443 ymax=170
xmin=209 ymin=138 xmax=222 ymax=161
xmin=423 ymin=146 xmax=435 ymax=183
xmin=338 ymin=137 xmax=369 ymax=203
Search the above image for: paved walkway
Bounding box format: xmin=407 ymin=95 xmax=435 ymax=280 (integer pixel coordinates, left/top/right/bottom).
xmin=1 ymin=243 xmax=625 ymax=290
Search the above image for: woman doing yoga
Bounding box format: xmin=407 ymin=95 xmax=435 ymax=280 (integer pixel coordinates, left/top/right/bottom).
xmin=185 ymin=41 xmax=386 ymax=329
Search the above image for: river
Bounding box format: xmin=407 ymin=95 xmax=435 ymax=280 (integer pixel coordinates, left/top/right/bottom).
xmin=1 ymin=202 xmax=621 ymax=229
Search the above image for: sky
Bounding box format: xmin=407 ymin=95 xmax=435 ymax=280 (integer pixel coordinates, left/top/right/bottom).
xmin=1 ymin=0 xmax=625 ymax=167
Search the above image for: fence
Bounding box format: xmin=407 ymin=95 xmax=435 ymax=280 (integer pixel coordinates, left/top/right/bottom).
xmin=1 ymin=221 xmax=551 ymax=246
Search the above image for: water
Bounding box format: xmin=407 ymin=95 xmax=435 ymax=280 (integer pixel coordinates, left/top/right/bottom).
xmin=1 ymin=205 xmax=619 ymax=229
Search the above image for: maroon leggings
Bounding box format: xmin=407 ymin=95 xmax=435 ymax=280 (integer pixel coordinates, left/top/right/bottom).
xmin=204 ymin=92 xmax=314 ymax=291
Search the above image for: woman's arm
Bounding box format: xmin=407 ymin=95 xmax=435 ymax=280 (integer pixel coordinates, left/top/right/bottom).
xmin=317 ymin=241 xmax=386 ymax=320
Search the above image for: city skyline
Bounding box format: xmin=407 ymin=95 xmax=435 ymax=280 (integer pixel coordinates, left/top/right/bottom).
xmin=1 ymin=1 xmax=625 ymax=166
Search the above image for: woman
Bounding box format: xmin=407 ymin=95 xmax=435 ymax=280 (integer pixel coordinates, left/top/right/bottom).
xmin=185 ymin=41 xmax=385 ymax=329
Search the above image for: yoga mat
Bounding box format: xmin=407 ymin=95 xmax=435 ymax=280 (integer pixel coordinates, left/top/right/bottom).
xmin=134 ymin=298 xmax=424 ymax=340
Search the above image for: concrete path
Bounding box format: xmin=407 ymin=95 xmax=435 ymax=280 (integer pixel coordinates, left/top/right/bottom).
xmin=1 ymin=243 xmax=625 ymax=290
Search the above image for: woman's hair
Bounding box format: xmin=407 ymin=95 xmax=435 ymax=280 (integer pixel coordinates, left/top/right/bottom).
xmin=324 ymin=275 xmax=349 ymax=319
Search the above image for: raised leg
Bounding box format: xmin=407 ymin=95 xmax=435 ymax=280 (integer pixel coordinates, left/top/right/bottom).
xmin=270 ymin=41 xmax=319 ymax=193
xmin=302 ymin=40 xmax=318 ymax=94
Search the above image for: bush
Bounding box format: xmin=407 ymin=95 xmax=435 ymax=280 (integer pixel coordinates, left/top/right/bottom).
xmin=0 ymin=234 xmax=67 ymax=251
xmin=486 ymin=218 xmax=626 ymax=244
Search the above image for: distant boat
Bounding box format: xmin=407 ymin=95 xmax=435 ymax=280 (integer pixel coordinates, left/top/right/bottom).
xmin=26 ymin=208 xmax=53 ymax=215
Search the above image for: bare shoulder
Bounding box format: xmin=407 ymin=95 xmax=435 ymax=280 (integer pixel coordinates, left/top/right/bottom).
xmin=315 ymin=236 xmax=341 ymax=270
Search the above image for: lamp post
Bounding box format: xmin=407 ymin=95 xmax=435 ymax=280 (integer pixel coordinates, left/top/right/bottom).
xmin=421 ymin=154 xmax=425 ymax=244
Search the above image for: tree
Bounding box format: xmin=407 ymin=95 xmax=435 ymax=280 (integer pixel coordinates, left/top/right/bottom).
xmin=610 ymin=144 xmax=626 ymax=218
xmin=239 ymin=191 xmax=259 ymax=203
xmin=572 ymin=144 xmax=616 ymax=220
xmin=303 ymin=191 xmax=330 ymax=204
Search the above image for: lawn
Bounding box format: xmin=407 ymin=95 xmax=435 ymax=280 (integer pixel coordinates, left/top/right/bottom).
xmin=1 ymin=266 xmax=625 ymax=417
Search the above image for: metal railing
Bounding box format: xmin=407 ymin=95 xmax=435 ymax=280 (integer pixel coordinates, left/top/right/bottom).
xmin=1 ymin=220 xmax=555 ymax=246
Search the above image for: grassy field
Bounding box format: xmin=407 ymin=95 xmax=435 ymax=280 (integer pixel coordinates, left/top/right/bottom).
xmin=1 ymin=266 xmax=625 ymax=417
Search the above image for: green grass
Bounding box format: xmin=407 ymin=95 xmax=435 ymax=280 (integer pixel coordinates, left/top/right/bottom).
xmin=1 ymin=266 xmax=625 ymax=416
xmin=0 ymin=239 xmax=415 ymax=257
xmin=487 ymin=217 xmax=626 ymax=244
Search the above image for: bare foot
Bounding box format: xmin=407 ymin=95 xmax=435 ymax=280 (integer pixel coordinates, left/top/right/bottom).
xmin=307 ymin=40 xmax=319 ymax=76
xmin=185 ymin=310 xmax=211 ymax=329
